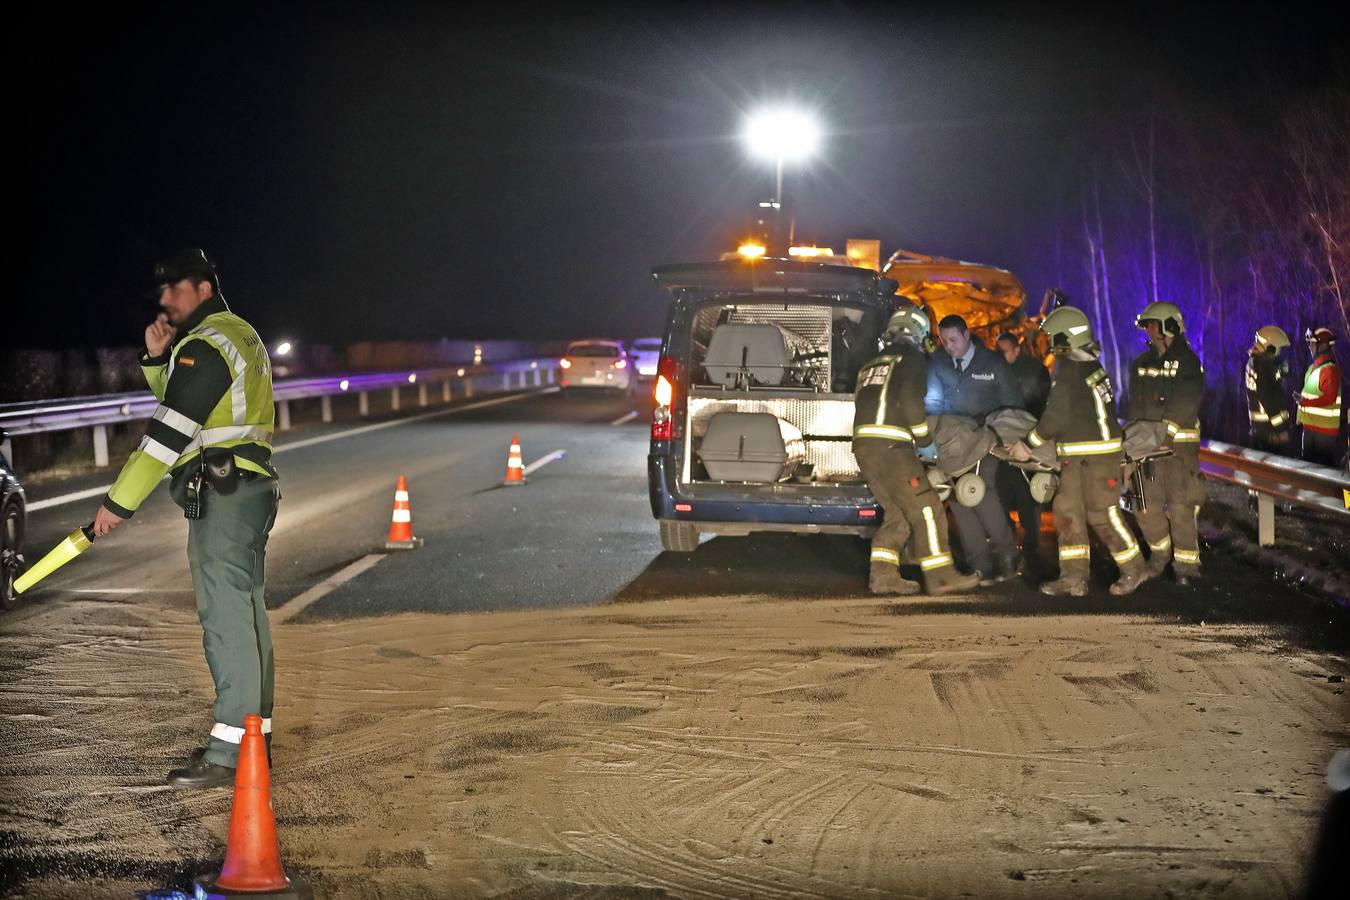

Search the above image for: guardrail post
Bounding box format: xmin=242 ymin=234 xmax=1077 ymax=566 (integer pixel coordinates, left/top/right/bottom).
xmin=418 ymin=382 xmax=428 ymax=407
xmin=278 ymin=400 xmax=291 ymax=431
xmin=503 ymin=372 xmax=511 ymax=391
xmin=93 ymin=425 xmax=110 ymax=467
xmin=442 ymin=379 xmax=451 ymax=403
xmin=1257 ymin=495 xmax=1275 ymax=546
xmin=321 ymin=395 xmax=332 ymax=423
xmin=546 ymin=368 xmax=555 ymax=384
xmin=359 ymin=391 xmax=369 ymax=416
xmin=391 ymin=387 xmax=400 ymax=411
xmin=533 ymin=368 xmax=542 ymax=387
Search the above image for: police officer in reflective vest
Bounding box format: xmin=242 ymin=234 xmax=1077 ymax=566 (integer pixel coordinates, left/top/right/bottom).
xmin=1126 ymin=301 xmax=1205 ymax=585
xmin=1297 ymin=327 xmax=1342 ymax=467
xmin=853 ymin=307 xmax=980 ymax=596
xmin=1245 ymin=326 xmax=1293 ymax=453
xmin=1012 ymin=307 xmax=1150 ymax=597
xmin=91 ymin=250 xmax=279 ymax=788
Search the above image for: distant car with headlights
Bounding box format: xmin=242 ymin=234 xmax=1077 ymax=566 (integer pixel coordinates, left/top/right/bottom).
xmin=1 ymin=430 xmax=27 ymax=610
xmin=559 ymin=339 xmax=633 ymax=392
xmin=627 ymin=338 xmax=663 ymax=382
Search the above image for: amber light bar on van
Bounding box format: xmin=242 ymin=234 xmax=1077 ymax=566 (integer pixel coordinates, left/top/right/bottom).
xmin=652 ymin=356 xmax=678 ymax=441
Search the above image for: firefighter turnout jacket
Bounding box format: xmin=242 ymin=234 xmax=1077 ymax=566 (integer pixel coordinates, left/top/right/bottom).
xmin=1297 ymin=352 xmax=1342 ymax=437
xmin=1127 ymin=335 xmax=1204 ymax=445
xmin=853 ymin=342 xmax=933 ymax=447
xmin=1026 ymin=357 xmax=1124 ymax=459
xmin=103 ymin=295 xmax=276 ymax=518
xmin=1244 ymin=352 xmax=1291 ymax=438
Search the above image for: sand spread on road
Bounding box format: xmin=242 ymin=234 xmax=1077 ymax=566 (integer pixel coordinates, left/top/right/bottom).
xmin=1 ymin=593 xmax=1346 ymax=898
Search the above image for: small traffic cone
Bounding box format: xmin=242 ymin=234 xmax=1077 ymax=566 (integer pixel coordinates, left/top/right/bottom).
xmin=384 ymin=475 xmax=423 ymax=550
xmin=502 ymin=434 xmax=527 ymax=486
xmin=193 ymin=714 xmax=310 ymax=899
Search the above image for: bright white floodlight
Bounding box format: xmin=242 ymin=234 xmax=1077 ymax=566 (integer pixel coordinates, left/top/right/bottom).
xmin=743 ymin=108 xmax=821 ymax=163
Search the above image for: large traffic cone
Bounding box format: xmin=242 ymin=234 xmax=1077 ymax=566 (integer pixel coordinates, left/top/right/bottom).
xmin=384 ymin=475 xmax=423 ymax=550
xmin=502 ymin=434 xmax=527 ymax=486
xmin=193 ymin=714 xmax=310 ymax=899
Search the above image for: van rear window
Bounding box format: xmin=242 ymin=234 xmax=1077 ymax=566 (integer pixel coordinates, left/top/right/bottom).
xmin=688 ymin=301 xmax=886 ymax=394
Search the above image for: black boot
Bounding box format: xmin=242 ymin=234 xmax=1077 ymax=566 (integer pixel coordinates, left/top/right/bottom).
xmin=993 ymin=550 xmax=1022 ymax=583
xmin=869 ymin=563 xmax=921 ymax=596
xmin=167 ymin=756 xmax=236 ymax=789
xmin=188 ymin=733 xmax=272 ymax=767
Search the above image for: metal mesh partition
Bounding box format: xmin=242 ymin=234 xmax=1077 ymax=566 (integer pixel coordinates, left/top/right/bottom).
xmin=691 ymin=304 xmax=833 ymax=391
xmin=688 ymin=394 xmax=861 ymax=481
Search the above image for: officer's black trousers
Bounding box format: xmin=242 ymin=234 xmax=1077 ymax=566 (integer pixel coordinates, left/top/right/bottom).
xmin=1301 ymin=430 xmax=1340 ymax=468
xmin=947 ymin=454 xmax=1016 ymax=574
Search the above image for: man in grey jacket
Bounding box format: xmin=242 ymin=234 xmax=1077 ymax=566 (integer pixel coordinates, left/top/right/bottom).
xmin=926 ymin=315 xmax=1025 ymax=583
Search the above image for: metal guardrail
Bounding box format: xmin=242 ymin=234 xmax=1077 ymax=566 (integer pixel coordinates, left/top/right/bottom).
xmin=1200 ymin=440 xmax=1350 ymax=546
xmin=0 ymin=358 xmax=559 ymax=467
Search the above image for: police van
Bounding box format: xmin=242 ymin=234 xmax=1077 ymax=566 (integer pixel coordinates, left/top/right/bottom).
xmin=646 ymin=250 xmax=1030 ymax=553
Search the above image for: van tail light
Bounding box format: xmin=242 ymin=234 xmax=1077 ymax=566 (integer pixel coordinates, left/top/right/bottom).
xmin=652 ymin=355 xmax=678 ymax=441
xmin=559 ymin=358 xmax=572 ymax=369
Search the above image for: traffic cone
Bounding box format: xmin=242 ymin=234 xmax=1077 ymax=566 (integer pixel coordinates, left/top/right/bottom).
xmin=193 ymin=714 xmax=310 ymax=899
xmin=384 ymin=475 xmax=423 ymax=550
xmin=502 ymin=434 xmax=527 ymax=486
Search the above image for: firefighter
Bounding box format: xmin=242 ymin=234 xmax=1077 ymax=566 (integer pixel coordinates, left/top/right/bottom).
xmin=853 ymin=306 xmax=981 ymax=596
xmin=91 ymin=250 xmax=280 ymax=788
xmin=1010 ymin=307 xmax=1149 ymax=596
xmin=1127 ymin=301 xmax=1205 ymax=585
xmin=1245 ymin=326 xmax=1293 ymax=453
xmin=1298 ymin=327 xmax=1342 ymax=467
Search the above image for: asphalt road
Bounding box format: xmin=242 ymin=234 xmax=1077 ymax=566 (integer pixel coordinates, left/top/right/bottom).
xmin=10 ymin=385 xmax=1350 ymax=651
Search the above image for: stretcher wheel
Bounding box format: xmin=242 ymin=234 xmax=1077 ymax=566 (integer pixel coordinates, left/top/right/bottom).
xmin=926 ymin=467 xmax=952 ymax=502
xmin=1029 ymin=472 xmax=1059 ymax=504
xmin=955 ymin=472 xmax=985 ymax=508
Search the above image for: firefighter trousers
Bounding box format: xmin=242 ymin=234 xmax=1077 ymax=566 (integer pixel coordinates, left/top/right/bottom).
xmin=1052 ymin=456 xmax=1143 ymax=582
xmin=1131 ymin=444 xmax=1203 ymax=577
xmin=187 ymin=474 xmax=280 ymax=768
xmin=853 ymin=439 xmax=959 ymax=588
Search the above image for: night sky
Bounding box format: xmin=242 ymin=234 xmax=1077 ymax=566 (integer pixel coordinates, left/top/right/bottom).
xmin=13 ymin=2 xmax=1346 ymax=350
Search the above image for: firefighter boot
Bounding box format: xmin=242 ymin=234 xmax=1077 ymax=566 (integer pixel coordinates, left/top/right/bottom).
xmin=924 ymin=569 xmax=982 ymax=596
xmin=1039 ymin=576 xmax=1088 ymax=597
xmin=1108 ymin=558 xmax=1150 ymax=597
xmin=1143 ymin=551 xmax=1169 ymax=581
xmin=870 ymin=563 xmax=921 ymax=596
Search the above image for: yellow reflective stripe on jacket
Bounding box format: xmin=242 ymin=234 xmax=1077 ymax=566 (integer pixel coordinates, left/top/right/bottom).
xmin=1173 ymin=429 xmax=1201 ymax=442
xmin=871 ymin=548 xmax=900 ymax=566
xmin=1026 ymin=428 xmax=1045 ymax=448
xmin=854 ymin=424 xmax=913 ymax=441
xmin=1058 ymin=545 xmax=1090 ymax=560
xmin=1057 ymin=438 xmax=1123 ymax=456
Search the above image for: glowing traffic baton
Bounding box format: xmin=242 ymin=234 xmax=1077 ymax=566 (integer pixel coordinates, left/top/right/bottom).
xmin=13 ymin=524 xmax=95 ymax=594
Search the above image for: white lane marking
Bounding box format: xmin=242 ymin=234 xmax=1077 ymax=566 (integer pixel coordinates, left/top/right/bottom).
xmin=58 ymin=588 xmax=181 ymax=595
xmin=23 ymin=389 xmax=557 ymax=512
xmin=521 ymin=449 xmax=567 ymax=477
xmin=28 ymin=487 xmax=111 ymax=512
xmin=273 ymin=553 xmax=386 ymax=624
xmin=609 ymin=410 xmax=639 ymax=426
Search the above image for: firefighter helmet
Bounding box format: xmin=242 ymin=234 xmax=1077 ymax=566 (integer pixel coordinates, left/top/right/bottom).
xmin=883 ymin=305 xmax=931 ymax=343
xmin=1135 ymin=301 xmax=1185 ymax=335
xmin=1305 ymin=326 xmax=1336 ymax=346
xmin=1040 ymin=305 xmax=1096 ymax=350
xmin=1254 ymin=325 xmax=1290 ymax=351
